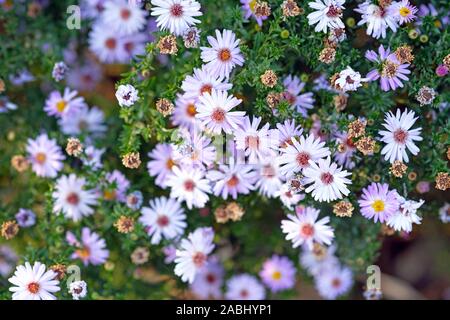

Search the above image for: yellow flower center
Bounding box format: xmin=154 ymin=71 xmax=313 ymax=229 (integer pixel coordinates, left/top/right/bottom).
xmin=35 ymin=152 xmax=46 ymax=164
xmin=56 ymin=100 xmax=67 ymax=113
xmin=372 ymin=200 xmax=385 ymax=213
xmin=272 ymin=271 xmax=282 ymax=280
xmin=399 ymin=7 xmax=411 ymax=17
xmin=249 ymin=0 xmax=257 ymax=12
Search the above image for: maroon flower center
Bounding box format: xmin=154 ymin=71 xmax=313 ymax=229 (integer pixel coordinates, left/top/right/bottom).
xmin=321 ymin=172 xmax=334 ymax=185
xmin=170 ymin=4 xmax=183 ymax=17
xmin=192 ymin=252 xmax=206 ymax=267
xmin=200 ymin=84 xmax=213 ymax=95
xmin=211 ymin=108 xmax=225 ymax=122
xmin=27 ymin=282 xmax=40 ymax=294
xmin=240 ymin=289 xmax=249 ymax=298
xmin=346 ymin=76 xmax=355 ymax=84
xmin=393 ymin=129 xmax=408 ymax=144
xmin=262 ymin=165 xmax=276 ymax=178
xmin=301 ymin=224 xmax=314 ymax=237
xmin=66 ymin=192 xmax=80 ymax=205
xmin=206 ymin=273 xmax=216 ymax=284
xmin=283 ymin=91 xmax=296 ymax=105
xmin=245 ymin=135 xmax=260 ymax=149
xmin=157 ymin=215 xmax=169 ymax=227
xmin=184 ymin=179 xmax=196 ymax=191
xmin=105 ymin=38 xmax=117 ymax=49
xmin=120 ymin=8 xmax=131 ymax=20
xmin=296 ymin=152 xmax=310 ymax=167
xmin=332 ymin=278 xmax=342 ymax=288
xmin=227 ymin=175 xmax=239 ymax=187
xmin=326 ymin=5 xmax=342 ymax=17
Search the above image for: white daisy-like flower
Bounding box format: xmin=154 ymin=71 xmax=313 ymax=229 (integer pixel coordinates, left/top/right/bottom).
xmin=151 ymin=0 xmax=202 ymax=36
xmin=139 ymin=196 xmax=187 ymax=244
xmin=174 ymin=227 xmax=215 ymax=283
xmin=195 ymin=89 xmax=245 ymax=135
xmin=181 ymin=65 xmax=233 ymax=101
xmin=225 ymin=274 xmax=266 ymax=300
xmin=234 ymin=116 xmax=278 ymax=164
xmin=303 ymin=156 xmax=352 ymax=202
xmin=281 ymin=206 xmax=335 ymax=250
xmin=88 ymin=23 xmax=128 ymax=64
xmin=275 ymin=184 xmax=305 ymax=210
xmin=300 ymin=244 xmax=340 ymax=276
xmin=278 ymin=135 xmax=331 ymax=178
xmin=173 ymin=130 xmax=216 ymax=169
xmin=115 ymin=84 xmax=139 ymax=107
xmin=386 ymin=194 xmax=424 ymax=233
xmin=8 ymin=262 xmax=60 ymax=300
xmin=355 ymin=1 xmax=398 ymax=39
xmin=200 ymin=29 xmax=245 ymax=79
xmin=68 ymin=280 xmax=88 ymax=300
xmin=166 ymin=166 xmax=211 ymax=209
xmin=52 ymin=174 xmax=98 ymax=222
xmin=59 ymin=106 xmax=106 ymax=137
xmin=102 ymin=0 xmax=146 ymax=36
xmin=206 ymin=157 xmax=257 ymax=200
xmin=171 ymin=95 xmax=200 ymax=132
xmin=307 ymin=0 xmax=346 ymax=33
xmin=190 ymin=257 xmax=224 ymax=299
xmin=315 ymin=265 xmax=353 ymax=300
xmin=255 ymin=158 xmax=285 ymax=198
xmin=334 ymin=66 xmax=365 ymax=92
xmin=379 ymin=108 xmax=422 ymax=163
xmin=26 ymin=133 xmax=65 ymax=178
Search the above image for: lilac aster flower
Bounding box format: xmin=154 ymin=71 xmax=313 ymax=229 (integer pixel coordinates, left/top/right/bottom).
xmin=104 ymin=170 xmax=130 ymax=202
xmin=147 ymin=143 xmax=177 ymax=188
xmin=15 ymin=209 xmax=36 ymax=228
xmin=240 ymin=0 xmax=268 ymax=26
xmin=26 ymin=133 xmax=65 ymax=178
xmin=66 ymin=227 xmax=109 ymax=266
xmin=44 ymin=88 xmax=87 ymax=118
xmin=358 ymin=182 xmax=400 ymax=223
xmin=365 ymin=45 xmax=411 ymax=91
xmin=283 ymin=75 xmax=315 ymax=117
xmin=259 ymin=255 xmax=296 ymax=293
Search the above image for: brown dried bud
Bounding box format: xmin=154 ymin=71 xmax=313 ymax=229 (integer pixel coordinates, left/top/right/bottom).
xmin=214 ymin=205 xmax=229 ymax=224
xmin=266 ymin=92 xmax=283 ymax=109
xmin=225 ymin=202 xmax=245 ymax=222
xmin=281 ymin=0 xmax=302 ymax=17
xmin=157 ymin=35 xmax=178 ymax=55
xmin=66 ymin=138 xmax=83 ymax=157
xmin=122 ymin=152 xmax=141 ymax=169
xmin=443 ymin=53 xmax=450 ymax=69
xmin=114 ymin=216 xmax=135 ymax=234
xmin=50 ymin=264 xmax=67 ymax=280
xmin=415 ymin=86 xmax=436 ymax=106
xmin=348 ymin=119 xmax=367 ymax=138
xmin=319 ymin=47 xmax=336 ymax=64
xmin=1 ymin=220 xmax=19 ymax=240
xmin=27 ymin=2 xmax=42 ymax=18
xmin=156 ymin=98 xmax=174 ymax=117
xmin=390 ymin=160 xmax=407 ymax=178
xmin=447 ymin=147 xmax=450 ymax=161
xmin=11 ymin=155 xmax=29 ymax=172
xmin=0 ymin=78 xmax=5 ymax=93
xmin=333 ymin=94 xmax=348 ymax=111
xmin=355 ymin=136 xmax=375 ymax=155
xmin=254 ymin=1 xmax=271 ymax=18
xmin=395 ymin=45 xmax=414 ymax=64
xmin=131 ymin=247 xmax=150 ymax=265
xmin=381 ymin=224 xmax=395 ymax=236
xmin=260 ymin=70 xmax=278 ymax=88
xmin=333 ymin=201 xmax=354 ymax=217
xmin=435 ymin=172 xmax=450 ymax=191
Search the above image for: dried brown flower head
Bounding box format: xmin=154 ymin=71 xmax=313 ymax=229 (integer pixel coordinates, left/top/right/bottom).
xmin=11 ymin=155 xmax=29 ymax=172
xmin=225 ymin=202 xmax=245 ymax=222
xmin=254 ymin=1 xmax=271 ymax=18
xmin=407 ymin=171 xmax=417 ymax=181
xmin=156 ymin=98 xmax=174 ymax=116
xmin=381 ymin=224 xmax=395 ymax=236
xmin=415 ymin=86 xmax=436 ymax=106
xmin=157 ymin=35 xmax=178 ymax=55
xmin=333 ymin=201 xmax=354 ymax=217
xmin=378 ymin=0 xmax=392 ymax=9
xmin=435 ymin=172 xmax=450 ymax=191
xmin=66 ymin=137 xmax=83 ymax=157
xmin=281 ymin=0 xmax=301 ymax=17
xmin=214 ymin=205 xmax=229 ymax=224
xmin=447 ymin=147 xmax=450 ymax=161
xmin=260 ymin=70 xmax=278 ymax=88
xmin=333 ymin=94 xmax=348 ymax=111
xmin=355 ymin=136 xmax=376 ymax=155
xmin=131 ymin=247 xmax=150 ymax=265
xmin=122 ymin=152 xmax=141 ymax=169
xmin=27 ymin=1 xmax=42 ymax=18
xmin=50 ymin=264 xmax=67 ymax=280
xmin=266 ymin=92 xmax=283 ymax=109
xmin=395 ymin=45 xmax=414 ymax=64
xmin=1 ymin=220 xmax=19 ymax=240
xmin=443 ymin=53 xmax=450 ymax=69
xmin=348 ymin=119 xmax=367 ymax=138
xmin=319 ymin=47 xmax=336 ymax=64
xmin=390 ymin=160 xmax=407 ymax=178
xmin=114 ymin=216 xmax=135 ymax=234
xmin=0 ymin=78 xmax=5 ymax=93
